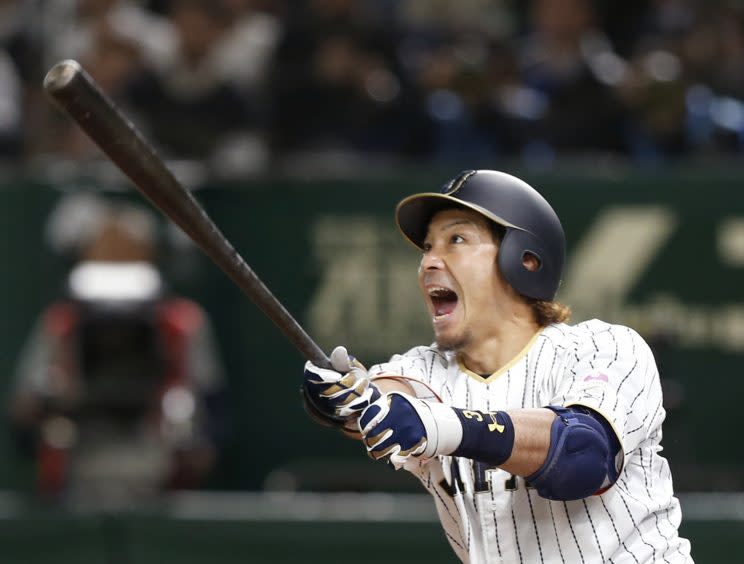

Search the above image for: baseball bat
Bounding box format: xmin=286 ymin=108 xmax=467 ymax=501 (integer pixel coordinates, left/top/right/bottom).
xmin=43 ymin=59 xmax=332 ymax=370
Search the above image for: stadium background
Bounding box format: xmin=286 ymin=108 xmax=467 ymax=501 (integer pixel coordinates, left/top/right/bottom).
xmin=1 ymin=0 xmax=743 ymax=562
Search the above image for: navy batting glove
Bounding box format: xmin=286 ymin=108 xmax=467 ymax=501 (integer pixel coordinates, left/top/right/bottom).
xmin=302 ymin=346 xmax=380 ymax=424
xmin=359 ymin=392 xmax=463 ymax=469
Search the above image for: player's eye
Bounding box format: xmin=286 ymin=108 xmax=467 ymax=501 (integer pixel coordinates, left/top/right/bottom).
xmin=422 ymin=242 xmax=432 ymax=253
xmin=450 ymin=234 xmax=465 ymax=244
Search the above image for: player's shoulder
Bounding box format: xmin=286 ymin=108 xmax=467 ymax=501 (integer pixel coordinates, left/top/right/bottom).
xmin=544 ymin=318 xmax=654 ymax=360
xmin=393 ymin=343 xmax=451 ymax=362
xmin=577 ymin=318 xmax=651 ymax=346
xmin=368 ymin=344 xmax=451 ymax=376
xmin=543 ymin=318 xmax=643 ymax=340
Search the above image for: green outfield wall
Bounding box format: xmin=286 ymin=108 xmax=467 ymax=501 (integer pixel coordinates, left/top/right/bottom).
xmin=0 ymin=491 xmax=740 ymax=563
xmin=4 ymin=518 xmax=742 ymax=564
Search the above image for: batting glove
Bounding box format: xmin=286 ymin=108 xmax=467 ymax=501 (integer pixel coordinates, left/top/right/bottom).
xmin=302 ymin=346 xmax=381 ymax=427
xmin=358 ymin=392 xmax=462 ymax=469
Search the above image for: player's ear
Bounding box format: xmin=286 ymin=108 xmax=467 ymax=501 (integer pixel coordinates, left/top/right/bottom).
xmin=522 ymin=252 xmax=541 ymax=273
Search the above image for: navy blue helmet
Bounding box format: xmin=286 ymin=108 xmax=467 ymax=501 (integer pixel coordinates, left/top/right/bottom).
xmin=395 ymin=170 xmax=565 ymax=301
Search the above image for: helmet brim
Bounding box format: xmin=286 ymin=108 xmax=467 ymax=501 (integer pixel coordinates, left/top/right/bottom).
xmin=395 ymin=192 xmax=520 ymax=249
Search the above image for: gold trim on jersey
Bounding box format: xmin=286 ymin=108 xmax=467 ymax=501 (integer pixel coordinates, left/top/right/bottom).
xmin=456 ymin=329 xmax=543 ymax=384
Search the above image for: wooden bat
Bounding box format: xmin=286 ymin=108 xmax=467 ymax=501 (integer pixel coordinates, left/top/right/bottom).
xmin=43 ymin=59 xmax=332 ymax=370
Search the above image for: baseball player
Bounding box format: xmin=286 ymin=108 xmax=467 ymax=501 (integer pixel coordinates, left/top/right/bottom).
xmin=303 ymin=170 xmax=693 ymax=563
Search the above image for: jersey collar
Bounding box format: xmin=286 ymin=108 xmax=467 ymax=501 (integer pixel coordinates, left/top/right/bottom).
xmin=456 ymin=328 xmax=544 ymax=384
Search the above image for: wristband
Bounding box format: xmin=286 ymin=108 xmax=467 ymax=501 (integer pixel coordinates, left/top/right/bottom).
xmin=451 ymin=408 xmax=515 ymax=466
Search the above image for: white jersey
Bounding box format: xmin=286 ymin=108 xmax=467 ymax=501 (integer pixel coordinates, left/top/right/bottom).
xmin=368 ymin=319 xmax=693 ymax=564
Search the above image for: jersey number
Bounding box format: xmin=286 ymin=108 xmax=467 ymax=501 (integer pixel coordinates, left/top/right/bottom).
xmin=441 ymin=458 xmax=531 ymax=496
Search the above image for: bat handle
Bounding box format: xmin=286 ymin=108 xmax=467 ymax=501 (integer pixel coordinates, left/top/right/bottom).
xmin=304 ymin=342 xmax=332 ymax=370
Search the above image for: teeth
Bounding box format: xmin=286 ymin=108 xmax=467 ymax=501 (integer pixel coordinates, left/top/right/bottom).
xmin=428 ymin=286 xmax=452 ymax=297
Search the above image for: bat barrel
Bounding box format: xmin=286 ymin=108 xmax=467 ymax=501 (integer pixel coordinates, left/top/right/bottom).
xmin=43 ymin=60 xmax=332 ymax=370
xmin=44 ymin=60 xmax=184 ymax=217
xmin=43 ymin=59 xmax=81 ymax=93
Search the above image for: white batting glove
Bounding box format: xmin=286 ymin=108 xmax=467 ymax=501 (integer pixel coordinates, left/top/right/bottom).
xmin=358 ymin=392 xmax=463 ymax=469
xmin=303 ymin=346 xmax=381 ymax=421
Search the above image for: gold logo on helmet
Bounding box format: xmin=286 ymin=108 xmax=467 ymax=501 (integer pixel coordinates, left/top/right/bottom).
xmin=440 ymin=170 xmax=476 ymax=195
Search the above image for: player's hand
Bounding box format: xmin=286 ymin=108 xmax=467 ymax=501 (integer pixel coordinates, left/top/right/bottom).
xmin=358 ymin=392 xmax=461 ymax=469
xmin=302 ymin=346 xmax=381 ymax=424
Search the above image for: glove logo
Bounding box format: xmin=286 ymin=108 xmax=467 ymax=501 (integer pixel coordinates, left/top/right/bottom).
xmin=487 ymin=413 xmax=505 ymax=434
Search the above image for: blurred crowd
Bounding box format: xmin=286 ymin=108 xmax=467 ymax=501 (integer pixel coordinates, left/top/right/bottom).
xmin=2 ymin=0 xmax=744 ymax=171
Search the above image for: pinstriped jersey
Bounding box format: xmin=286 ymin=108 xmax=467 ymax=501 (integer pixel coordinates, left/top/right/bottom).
xmin=367 ymin=319 xmax=693 ymax=564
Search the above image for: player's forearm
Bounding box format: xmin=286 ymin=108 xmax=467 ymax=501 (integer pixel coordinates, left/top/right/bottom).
xmin=366 ymin=385 xmax=554 ymax=475
xmin=440 ymin=406 xmax=553 ymax=475
xmin=360 ymin=393 xmax=618 ymax=501
xmin=442 ymin=404 xmax=619 ymax=501
xmin=499 ymin=408 xmax=555 ymax=477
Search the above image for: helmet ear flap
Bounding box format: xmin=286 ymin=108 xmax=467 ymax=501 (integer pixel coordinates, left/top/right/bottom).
xmin=497 ymin=229 xmax=556 ymax=301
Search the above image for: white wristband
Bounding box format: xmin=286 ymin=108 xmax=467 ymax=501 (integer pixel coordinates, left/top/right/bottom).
xmin=411 ymin=399 xmax=463 ymax=458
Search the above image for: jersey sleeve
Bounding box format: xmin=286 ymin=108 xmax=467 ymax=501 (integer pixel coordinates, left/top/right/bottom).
xmin=548 ymin=320 xmax=665 ymax=463
xmin=367 ymin=346 xmax=445 ymax=402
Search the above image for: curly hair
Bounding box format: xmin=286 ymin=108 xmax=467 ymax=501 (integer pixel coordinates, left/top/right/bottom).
xmin=527 ymin=298 xmax=571 ymax=327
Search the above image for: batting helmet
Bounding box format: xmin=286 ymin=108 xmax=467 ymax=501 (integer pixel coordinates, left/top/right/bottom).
xmin=395 ymin=170 xmax=565 ymax=301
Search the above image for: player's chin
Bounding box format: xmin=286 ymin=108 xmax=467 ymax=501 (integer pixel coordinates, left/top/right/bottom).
xmin=434 ymin=330 xmax=467 ymax=352
xmin=432 ymin=317 xmax=465 ymax=351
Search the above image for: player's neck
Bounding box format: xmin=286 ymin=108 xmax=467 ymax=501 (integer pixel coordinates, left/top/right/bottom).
xmin=459 ymin=312 xmax=540 ymax=376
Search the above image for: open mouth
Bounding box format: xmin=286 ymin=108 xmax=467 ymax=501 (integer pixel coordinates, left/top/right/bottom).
xmin=428 ymin=286 xmax=459 ymax=319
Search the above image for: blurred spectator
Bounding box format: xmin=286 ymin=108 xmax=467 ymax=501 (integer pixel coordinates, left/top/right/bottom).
xmin=471 ymin=40 xmax=535 ymax=158
xmin=616 ymin=40 xmax=689 ymax=159
xmin=42 ymin=0 xmax=176 ymax=71
xmin=31 ymin=0 xmax=172 ymax=160
xmin=615 ymin=1 xmax=744 ymax=158
xmin=8 ymin=194 xmax=226 ymax=506
xmin=0 ymin=0 xmax=40 ymax=158
xmin=269 ymin=0 xmax=432 ymax=160
xmin=7 ymin=0 xmax=744 ymax=165
xmin=406 ymin=35 xmax=505 ymax=162
xmin=0 ymin=0 xmax=40 ymax=81
xmin=639 ymin=0 xmax=697 ymax=40
xmin=677 ymin=6 xmax=744 ymax=153
xmin=0 ymin=48 xmax=23 ymax=156
xmin=37 ymin=27 xmax=146 ymax=160
xmin=125 ymin=0 xmax=265 ymax=170
xmin=214 ymin=0 xmax=282 ymax=97
xmin=396 ymin=0 xmax=514 ymax=38
xmin=514 ymin=0 xmax=630 ymax=158
xmin=705 ymin=6 xmax=744 ymax=100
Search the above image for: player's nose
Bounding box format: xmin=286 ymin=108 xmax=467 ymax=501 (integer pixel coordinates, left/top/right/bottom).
xmin=420 ymin=249 xmax=445 ymax=272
